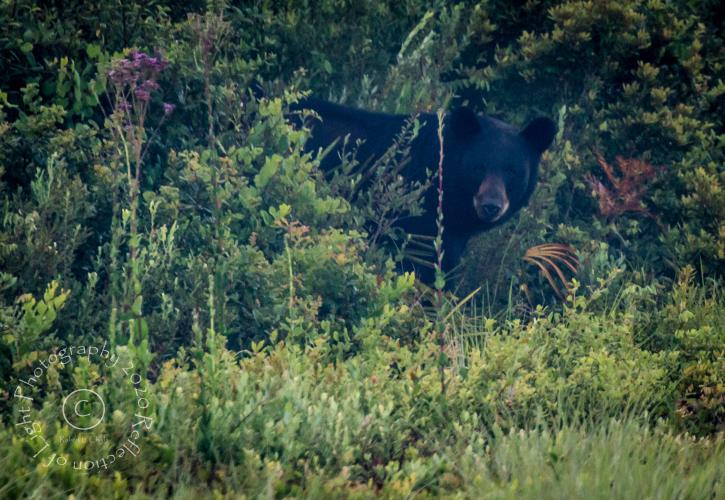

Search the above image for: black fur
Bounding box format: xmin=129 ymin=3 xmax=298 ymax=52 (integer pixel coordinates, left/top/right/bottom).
xmin=294 ymin=98 xmax=557 ymax=283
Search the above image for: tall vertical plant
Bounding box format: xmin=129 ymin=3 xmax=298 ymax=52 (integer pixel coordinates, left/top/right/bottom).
xmin=434 ymin=109 xmax=448 ymax=394
xmin=106 ymin=50 xmax=173 ymax=360
xmin=189 ymin=10 xmax=230 ymax=342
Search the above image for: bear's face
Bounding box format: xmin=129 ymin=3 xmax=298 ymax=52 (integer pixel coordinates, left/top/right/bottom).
xmin=443 ymin=108 xmax=557 ymax=231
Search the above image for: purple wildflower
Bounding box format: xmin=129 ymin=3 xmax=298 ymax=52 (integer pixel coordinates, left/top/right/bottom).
xmin=140 ymin=80 xmax=160 ymax=92
xmin=117 ymin=99 xmax=131 ymax=112
xmin=163 ymin=103 xmax=176 ymax=116
xmin=134 ymin=88 xmax=151 ymax=102
xmin=109 ymin=50 xmax=169 ymax=113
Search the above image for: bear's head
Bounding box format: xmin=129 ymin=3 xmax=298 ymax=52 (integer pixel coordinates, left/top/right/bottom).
xmin=443 ymin=108 xmax=557 ymax=232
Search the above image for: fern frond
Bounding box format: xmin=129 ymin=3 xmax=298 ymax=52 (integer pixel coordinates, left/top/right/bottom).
xmin=523 ymin=243 xmax=579 ymax=299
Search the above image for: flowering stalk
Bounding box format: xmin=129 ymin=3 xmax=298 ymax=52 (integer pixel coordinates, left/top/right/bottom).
xmin=107 ymin=50 xmax=173 ymax=345
xmin=190 ymin=11 xmax=229 ymax=340
xmin=435 ymin=109 xmax=447 ymax=395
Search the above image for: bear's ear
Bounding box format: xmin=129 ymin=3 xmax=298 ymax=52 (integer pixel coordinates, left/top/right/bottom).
xmin=520 ymin=117 xmax=557 ymax=155
xmin=449 ymin=107 xmax=481 ymax=138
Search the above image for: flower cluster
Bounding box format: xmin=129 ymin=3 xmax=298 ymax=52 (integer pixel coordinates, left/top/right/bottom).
xmin=106 ymin=50 xmax=175 ymax=186
xmin=108 ymin=50 xmax=172 ymax=110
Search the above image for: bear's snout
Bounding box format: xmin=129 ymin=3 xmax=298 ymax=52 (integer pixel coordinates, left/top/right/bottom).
xmin=473 ymin=175 xmax=509 ymax=222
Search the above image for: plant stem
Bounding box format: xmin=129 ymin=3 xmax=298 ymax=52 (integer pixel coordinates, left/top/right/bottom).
xmin=435 ymin=109 xmax=447 ymax=395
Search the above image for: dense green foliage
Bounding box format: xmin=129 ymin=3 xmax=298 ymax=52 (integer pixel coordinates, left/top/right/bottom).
xmin=0 ymin=0 xmax=723 ymax=497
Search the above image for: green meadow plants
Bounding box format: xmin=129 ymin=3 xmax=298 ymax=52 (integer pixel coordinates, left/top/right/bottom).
xmin=0 ymin=0 xmax=723 ymax=498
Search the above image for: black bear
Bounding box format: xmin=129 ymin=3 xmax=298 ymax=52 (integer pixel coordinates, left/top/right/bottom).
xmin=296 ymin=98 xmax=557 ymax=284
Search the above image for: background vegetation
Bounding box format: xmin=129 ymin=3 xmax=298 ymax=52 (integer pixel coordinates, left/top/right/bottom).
xmin=0 ymin=0 xmax=722 ymax=497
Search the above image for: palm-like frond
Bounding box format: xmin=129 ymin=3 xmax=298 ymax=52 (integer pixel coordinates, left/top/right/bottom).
xmin=523 ymin=243 xmax=579 ymax=299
